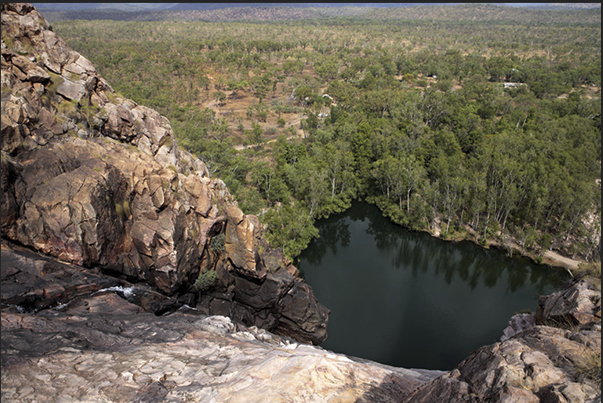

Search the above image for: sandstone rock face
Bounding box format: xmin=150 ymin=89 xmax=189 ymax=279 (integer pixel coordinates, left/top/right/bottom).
xmin=1 ymin=241 xmax=443 ymax=402
xmin=1 ymin=241 xmax=181 ymax=317
xmin=404 ymin=325 xmax=600 ymax=403
xmin=1 ymin=3 xmax=328 ymax=344
xmin=1 ymin=308 xmax=442 ymax=403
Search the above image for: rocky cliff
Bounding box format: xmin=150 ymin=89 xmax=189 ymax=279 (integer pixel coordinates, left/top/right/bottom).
xmin=2 ymin=237 xmax=599 ymax=402
xmin=1 ymin=2 xmax=327 ymax=344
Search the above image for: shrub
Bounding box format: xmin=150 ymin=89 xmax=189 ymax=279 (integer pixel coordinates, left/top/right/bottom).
xmin=194 ymin=269 xmax=218 ymax=292
xmin=114 ymin=200 xmax=131 ymax=220
xmin=209 ymin=233 xmax=226 ymax=253
xmin=538 ymin=233 xmax=552 ymax=251
xmin=437 ymin=79 xmax=453 ymax=92
xmin=115 ymin=202 xmax=124 ymax=219
xmin=46 ymin=71 xmax=64 ymax=94
xmin=122 ymin=200 xmax=131 ymax=218
xmin=4 ymin=36 xmax=14 ymax=50
xmin=57 ymin=100 xmax=78 ymax=118
xmin=574 ymin=262 xmax=601 ymax=290
xmin=163 ymin=136 xmax=174 ymax=150
xmin=277 ymin=117 xmax=286 ymax=127
xmin=574 ymin=351 xmax=601 ymax=388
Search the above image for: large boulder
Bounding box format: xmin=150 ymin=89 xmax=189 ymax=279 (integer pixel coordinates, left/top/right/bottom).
xmin=536 ymin=278 xmax=601 ymax=328
xmin=404 ymin=325 xmax=601 ymax=403
xmin=195 ymin=241 xmax=329 ymax=345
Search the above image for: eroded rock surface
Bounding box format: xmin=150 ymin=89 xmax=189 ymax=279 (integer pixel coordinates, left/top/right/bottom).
xmin=1 ymin=307 xmax=442 ymax=403
xmin=1 ymin=242 xmax=442 ymax=403
xmin=536 ymin=278 xmax=601 ymax=328
xmin=1 ymin=2 xmax=327 ymax=344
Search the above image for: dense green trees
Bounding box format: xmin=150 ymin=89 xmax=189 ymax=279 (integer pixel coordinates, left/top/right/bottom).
xmin=53 ymin=7 xmax=601 ymax=261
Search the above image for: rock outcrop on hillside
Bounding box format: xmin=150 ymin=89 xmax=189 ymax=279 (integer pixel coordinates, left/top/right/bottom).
xmin=1 ymin=2 xmax=327 ymax=344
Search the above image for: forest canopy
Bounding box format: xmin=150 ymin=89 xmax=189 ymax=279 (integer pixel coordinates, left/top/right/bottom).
xmin=52 ymin=4 xmax=601 ymax=262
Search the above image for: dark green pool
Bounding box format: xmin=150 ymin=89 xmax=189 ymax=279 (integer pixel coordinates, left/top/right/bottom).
xmin=298 ymin=201 xmax=567 ymax=370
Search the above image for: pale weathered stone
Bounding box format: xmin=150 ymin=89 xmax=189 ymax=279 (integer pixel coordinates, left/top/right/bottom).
xmin=56 ymin=77 xmax=86 ymax=101
xmin=1 ymin=306 xmax=442 ymax=403
xmin=1 ymin=239 xmax=442 ymax=402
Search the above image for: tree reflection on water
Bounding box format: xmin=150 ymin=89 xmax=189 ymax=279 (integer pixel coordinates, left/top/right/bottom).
xmin=305 ymin=201 xmax=567 ymax=294
xmin=298 ymin=201 xmax=569 ymax=370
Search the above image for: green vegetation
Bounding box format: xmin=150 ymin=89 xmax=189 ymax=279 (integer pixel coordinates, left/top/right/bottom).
xmin=114 ymin=200 xmax=131 ymax=220
xmin=53 ymin=5 xmax=601 ymax=261
xmin=574 ymin=351 xmax=601 ymax=388
xmin=194 ymin=269 xmax=218 ymax=292
xmin=56 ymin=99 xmax=78 ymax=118
xmin=209 ymin=233 xmax=226 ymax=253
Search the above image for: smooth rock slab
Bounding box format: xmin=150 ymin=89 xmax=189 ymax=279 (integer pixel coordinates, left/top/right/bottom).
xmin=1 ymin=309 xmax=442 ymax=403
xmin=56 ymin=77 xmax=86 ymax=101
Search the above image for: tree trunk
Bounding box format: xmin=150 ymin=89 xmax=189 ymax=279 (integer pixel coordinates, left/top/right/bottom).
xmin=331 ymin=177 xmax=336 ymax=200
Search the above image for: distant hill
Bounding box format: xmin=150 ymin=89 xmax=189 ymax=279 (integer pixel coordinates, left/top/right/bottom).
xmin=34 ymin=2 xmax=601 ymax=23
xmin=530 ymin=3 xmax=602 ymax=10
xmin=32 ymin=2 xmax=601 ymax=13
xmin=166 ymin=3 xmax=451 ymax=11
xmin=31 ymin=3 xmax=176 ymax=12
xmin=32 ymin=3 xmax=454 ymax=12
xmin=495 ymin=2 xmax=600 ymax=8
xmin=31 ymin=3 xmax=459 ymax=22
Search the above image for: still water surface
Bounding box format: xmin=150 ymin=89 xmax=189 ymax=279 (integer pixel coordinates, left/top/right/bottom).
xmin=298 ymin=201 xmax=567 ymax=370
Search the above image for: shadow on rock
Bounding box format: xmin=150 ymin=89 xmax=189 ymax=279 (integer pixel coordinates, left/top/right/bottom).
xmin=354 ymin=373 xmax=419 ymax=403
